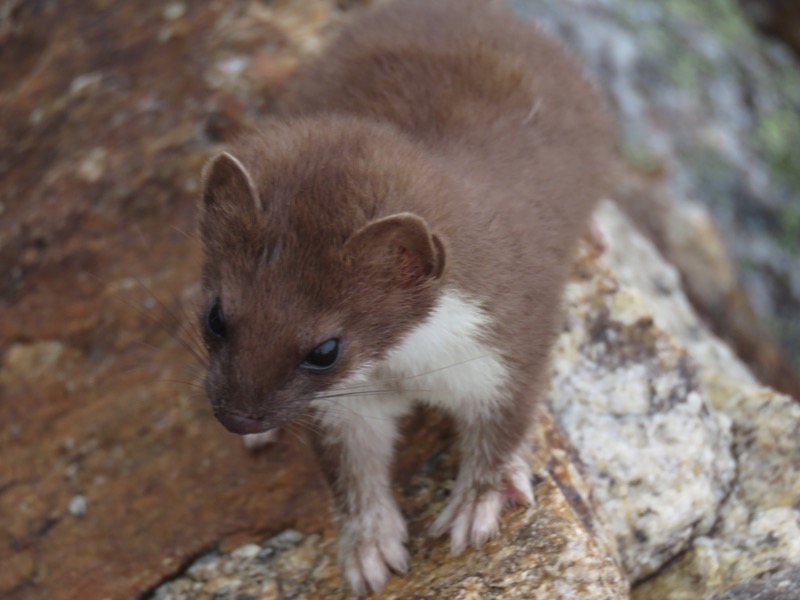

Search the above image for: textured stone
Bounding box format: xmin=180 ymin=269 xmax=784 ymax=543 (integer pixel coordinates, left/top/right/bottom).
xmin=0 ymin=341 xmax=69 ymax=379
xmin=711 ymin=566 xmax=800 ymax=600
xmin=590 ymin=205 xmax=800 ymax=598
xmin=632 ymin=385 xmax=800 ymax=599
xmin=552 ymin=204 xmax=736 ymax=580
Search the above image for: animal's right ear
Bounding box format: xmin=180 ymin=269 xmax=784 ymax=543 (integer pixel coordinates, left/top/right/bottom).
xmin=201 ymin=152 xmax=261 ymax=213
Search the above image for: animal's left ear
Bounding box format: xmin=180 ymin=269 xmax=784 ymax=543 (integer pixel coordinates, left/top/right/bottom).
xmin=344 ymin=212 xmax=446 ymax=287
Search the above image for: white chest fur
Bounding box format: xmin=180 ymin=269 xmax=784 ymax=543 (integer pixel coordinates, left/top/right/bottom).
xmin=316 ymin=290 xmax=510 ymax=424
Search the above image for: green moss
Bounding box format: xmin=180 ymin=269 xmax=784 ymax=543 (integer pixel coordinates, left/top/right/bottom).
xmin=660 ymin=0 xmax=800 ymax=258
xmin=680 ymin=146 xmax=735 ymax=212
xmin=605 ymin=0 xmax=800 ymax=366
xmin=617 ymin=0 xmax=754 ymax=92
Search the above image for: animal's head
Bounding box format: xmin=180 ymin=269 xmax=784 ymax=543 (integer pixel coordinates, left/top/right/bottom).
xmin=197 ymin=118 xmax=447 ymax=434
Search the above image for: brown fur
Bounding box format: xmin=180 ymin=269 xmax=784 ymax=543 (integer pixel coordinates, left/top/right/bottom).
xmin=198 ymin=0 xmax=614 ymax=593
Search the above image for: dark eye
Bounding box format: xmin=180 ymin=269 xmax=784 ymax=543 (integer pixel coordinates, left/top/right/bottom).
xmin=302 ymin=338 xmax=341 ymax=370
xmin=205 ymin=297 xmax=227 ymax=339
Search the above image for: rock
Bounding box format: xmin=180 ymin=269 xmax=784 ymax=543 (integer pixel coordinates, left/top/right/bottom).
xmin=3 ymin=1 xmax=800 ymax=599
xmin=592 ymin=204 xmax=800 ymax=597
xmin=552 ymin=205 xmax=737 ymax=581
xmin=67 ymin=495 xmax=87 ymax=517
xmin=632 ymin=386 xmax=800 ymax=598
xmin=512 ymin=0 xmax=800 ymax=396
xmin=0 ymin=341 xmax=67 ymax=380
xmin=711 ymin=566 xmax=800 ymax=600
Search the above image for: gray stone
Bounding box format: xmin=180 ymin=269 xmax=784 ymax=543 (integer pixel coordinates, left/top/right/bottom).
xmin=711 ymin=566 xmax=800 ymax=600
xmin=68 ymin=495 xmax=87 ymax=517
xmin=552 ymin=204 xmax=737 ymax=580
xmin=592 ymin=207 xmax=800 ymax=599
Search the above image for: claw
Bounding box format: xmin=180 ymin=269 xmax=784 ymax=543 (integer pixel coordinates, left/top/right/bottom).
xmin=339 ymin=507 xmax=408 ymax=595
xmin=431 ymin=459 xmax=534 ymax=554
xmin=504 ymin=465 xmax=535 ymax=506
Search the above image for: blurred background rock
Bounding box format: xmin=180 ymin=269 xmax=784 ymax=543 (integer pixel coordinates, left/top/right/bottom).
xmin=514 ymin=0 xmax=800 ymax=398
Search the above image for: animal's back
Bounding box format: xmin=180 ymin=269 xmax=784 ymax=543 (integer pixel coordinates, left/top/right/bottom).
xmin=283 ymin=0 xmax=611 ymax=164
xmin=280 ymin=0 xmax=615 ymax=368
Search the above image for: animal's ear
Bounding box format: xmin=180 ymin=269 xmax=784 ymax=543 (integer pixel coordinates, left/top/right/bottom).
xmin=201 ymin=152 xmax=260 ymax=212
xmin=344 ymin=212 xmax=446 ymax=287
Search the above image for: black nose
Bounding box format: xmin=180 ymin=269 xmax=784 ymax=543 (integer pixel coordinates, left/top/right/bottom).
xmin=215 ymin=411 xmax=268 ymax=435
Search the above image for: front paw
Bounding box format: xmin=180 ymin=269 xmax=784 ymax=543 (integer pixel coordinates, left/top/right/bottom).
xmin=339 ymin=506 xmax=409 ymax=596
xmin=430 ymin=460 xmax=534 ymax=554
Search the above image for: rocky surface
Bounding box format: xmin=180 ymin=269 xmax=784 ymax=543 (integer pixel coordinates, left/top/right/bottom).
xmin=712 ymin=566 xmax=800 ymax=600
xmin=2 ymin=1 xmax=800 ymax=599
xmin=513 ymin=0 xmax=800 ymax=396
xmin=739 ymin=0 xmax=800 ymax=59
xmin=552 ymin=204 xmax=738 ymax=582
xmin=595 ymin=204 xmax=800 ymax=599
xmin=149 ymin=408 xmax=629 ymax=600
